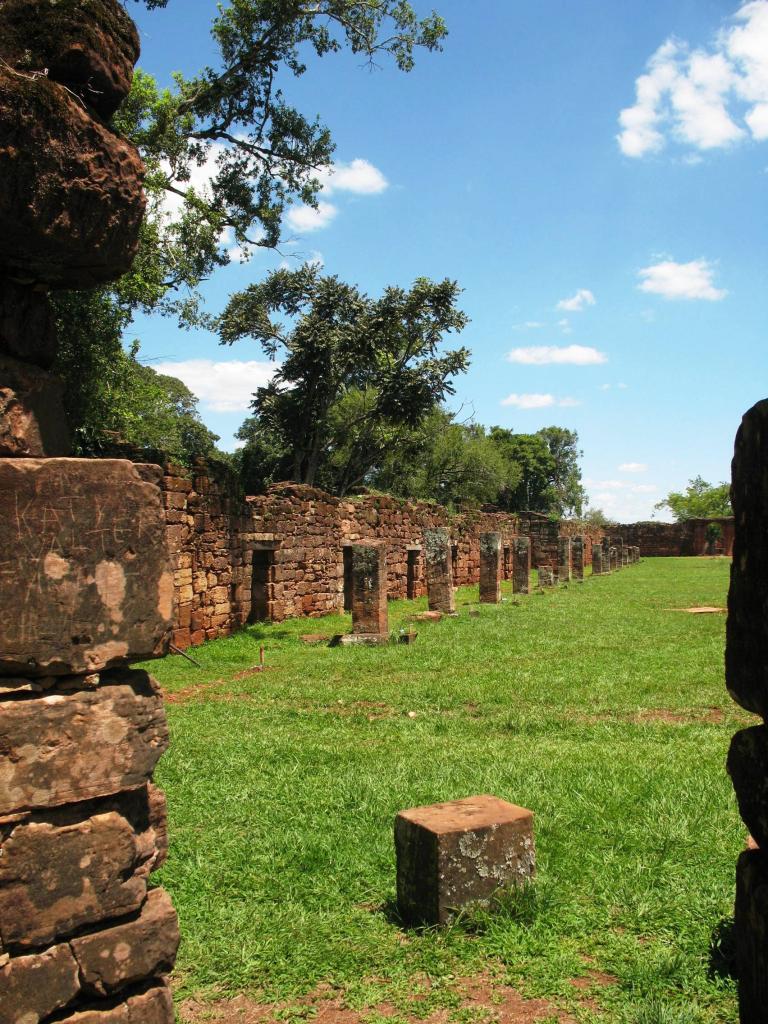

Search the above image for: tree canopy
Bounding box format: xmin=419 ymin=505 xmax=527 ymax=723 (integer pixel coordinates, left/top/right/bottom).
xmin=220 ymin=266 xmax=469 ymax=490
xmin=654 ymin=476 xmax=732 ymax=522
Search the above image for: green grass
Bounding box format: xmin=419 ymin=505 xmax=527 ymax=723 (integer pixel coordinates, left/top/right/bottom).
xmin=139 ymin=558 xmax=747 ymax=1022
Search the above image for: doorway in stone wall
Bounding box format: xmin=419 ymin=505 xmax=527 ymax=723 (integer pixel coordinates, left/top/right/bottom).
xmin=407 ymin=548 xmax=420 ymax=599
xmin=250 ymin=548 xmax=275 ymax=622
xmin=343 ymin=545 xmax=354 ymax=611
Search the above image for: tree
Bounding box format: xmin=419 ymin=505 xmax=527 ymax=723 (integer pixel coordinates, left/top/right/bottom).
xmin=486 ymin=429 xmax=556 ymax=512
xmin=536 ymin=426 xmax=587 ymax=517
xmin=115 ymin=1 xmax=448 ymax=320
xmin=654 ymin=477 xmax=732 ymax=522
xmin=52 ymin=290 xmax=219 ymax=460
xmin=371 ymin=408 xmax=521 ymax=508
xmin=219 ymin=266 xmax=469 ymax=489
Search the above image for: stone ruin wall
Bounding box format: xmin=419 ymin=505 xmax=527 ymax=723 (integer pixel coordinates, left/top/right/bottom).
xmin=617 ymin=517 xmax=734 ymax=557
xmin=0 ymin=2 xmax=179 ymax=1020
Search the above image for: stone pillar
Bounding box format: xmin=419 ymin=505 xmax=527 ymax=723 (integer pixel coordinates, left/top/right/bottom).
xmin=479 ymin=532 xmax=502 ymax=604
xmin=622 ymin=543 xmax=629 ymax=566
xmin=538 ymin=565 xmax=555 ymax=587
xmin=512 ymin=536 xmax=531 ymax=594
xmin=602 ymin=535 xmax=611 ymax=567
xmin=571 ymin=536 xmax=585 ymax=580
xmin=613 ymin=536 xmax=623 ymax=570
xmin=592 ymin=544 xmax=604 ymax=576
xmin=424 ymin=528 xmax=456 ymax=614
xmin=0 ymin=4 xmax=178 ymax=1019
xmin=724 ymin=398 xmax=768 ymax=1021
xmin=350 ymin=542 xmax=388 ymax=637
xmin=609 ymin=546 xmax=618 ymax=572
xmin=557 ymin=536 xmax=571 ymax=583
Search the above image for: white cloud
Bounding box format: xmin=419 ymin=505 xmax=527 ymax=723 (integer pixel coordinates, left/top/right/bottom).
xmin=501 ymin=393 xmax=580 ymax=409
xmin=619 ymin=462 xmax=648 ymax=472
xmin=317 ymin=158 xmax=388 ymax=195
xmin=286 ymin=201 xmax=338 ymax=233
xmin=638 ymin=257 xmax=727 ymax=300
xmin=512 ymin=321 xmax=546 ymax=330
xmin=152 ymin=359 xmax=277 ymax=413
xmin=506 ymin=344 xmax=607 ymax=365
xmin=556 ymin=289 xmax=596 ymax=312
xmin=557 ymin=318 xmax=572 ymax=334
xmin=586 ymin=478 xmax=658 ymax=494
xmin=618 ymin=1 xmax=768 ymax=158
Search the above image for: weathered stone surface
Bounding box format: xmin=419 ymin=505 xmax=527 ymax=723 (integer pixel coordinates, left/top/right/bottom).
xmin=350 ymin=542 xmax=388 ymax=637
xmin=395 ymin=795 xmax=535 ymax=926
xmin=538 ymin=566 xmax=555 ymax=587
xmin=57 ymin=981 xmax=174 ymax=1023
xmin=0 ymin=942 xmax=80 ymax=1024
xmin=735 ymin=849 xmax=768 ymax=1023
xmin=479 ymin=533 xmax=502 ymax=604
xmin=571 ymin=535 xmax=585 ymax=580
xmin=71 ymin=888 xmax=179 ymax=997
xmin=0 ymin=279 xmax=57 ymax=368
xmin=0 ymin=811 xmax=148 ymax=948
xmin=592 ymin=545 xmax=604 ymax=576
xmin=0 ymin=672 xmax=169 ymax=815
xmin=512 ymin=537 xmax=530 ymax=594
xmin=612 ymin=537 xmax=623 ymax=570
xmin=727 ymin=400 xmax=768 ymax=717
xmin=609 ymin=546 xmax=618 ymax=572
xmin=0 ymin=459 xmax=173 ymax=675
xmin=727 ymin=727 xmax=768 ymax=849
xmin=0 ymin=353 xmax=71 ymax=456
xmin=424 ymin=528 xmax=455 ymax=614
xmin=0 ymin=70 xmax=145 ymax=289
xmin=147 ymin=784 xmax=169 ymax=871
xmin=0 ymin=0 xmax=140 ymax=120
xmin=557 ymin=537 xmax=571 ymax=583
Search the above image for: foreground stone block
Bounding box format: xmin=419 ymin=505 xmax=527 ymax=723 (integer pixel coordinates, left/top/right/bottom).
xmin=735 ymin=849 xmax=768 ymax=1023
xmin=512 ymin=537 xmax=530 ymax=594
xmin=424 ymin=528 xmax=455 ymax=614
xmin=350 ymin=542 xmax=388 ymax=637
xmin=0 ymin=459 xmax=173 ymax=676
xmin=57 ymin=981 xmax=174 ymax=1023
xmin=0 ymin=942 xmax=80 ymax=1024
xmin=0 ymin=671 xmax=169 ymax=815
xmin=538 ymin=566 xmax=555 ymax=587
xmin=0 ymin=811 xmax=147 ymax=948
xmin=727 ymin=400 xmax=768 ymax=717
xmin=571 ymin=536 xmax=584 ymax=580
xmin=727 ymin=726 xmax=768 ymax=849
xmin=609 ymin=546 xmax=618 ymax=572
xmin=0 ymin=353 xmax=71 ymax=457
xmin=479 ymin=532 xmax=502 ymax=604
xmin=71 ymin=888 xmax=179 ymax=997
xmin=395 ymin=795 xmax=535 ymax=926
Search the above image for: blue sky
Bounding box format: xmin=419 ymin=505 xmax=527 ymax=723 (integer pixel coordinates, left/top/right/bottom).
xmin=128 ymin=0 xmax=768 ymax=521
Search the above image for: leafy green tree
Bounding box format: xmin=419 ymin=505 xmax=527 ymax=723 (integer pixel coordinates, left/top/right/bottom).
xmin=487 ymin=429 xmax=556 ymax=512
xmin=654 ymin=477 xmax=732 ymax=522
xmin=115 ymin=1 xmax=447 ymax=320
xmin=219 ymin=266 xmax=469 ymax=488
xmin=537 ymin=426 xmax=586 ymax=517
xmin=371 ymin=408 xmax=521 ymax=508
xmin=52 ymin=290 xmax=219 ymax=460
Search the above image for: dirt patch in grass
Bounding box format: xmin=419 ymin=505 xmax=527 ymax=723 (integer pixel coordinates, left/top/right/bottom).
xmin=667 ymin=606 xmax=727 ymax=614
xmin=633 ymin=707 xmax=725 ymax=724
xmin=178 ymin=971 xmax=575 ymax=1023
xmin=164 ymin=680 xmax=229 ymax=705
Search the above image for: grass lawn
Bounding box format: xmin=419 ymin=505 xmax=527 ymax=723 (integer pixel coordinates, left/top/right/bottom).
xmin=139 ymin=557 xmax=748 ymax=1023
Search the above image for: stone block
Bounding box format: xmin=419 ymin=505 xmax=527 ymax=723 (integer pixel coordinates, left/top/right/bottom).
xmin=0 ymin=942 xmax=80 ymax=1024
xmin=479 ymin=533 xmax=502 ymax=604
xmin=538 ymin=566 xmax=555 ymax=587
xmin=735 ymin=849 xmax=768 ymax=1022
xmin=56 ymin=981 xmax=174 ymax=1023
xmin=0 ymin=353 xmax=71 ymax=457
xmin=71 ymin=888 xmax=179 ymax=997
xmin=727 ymin=400 xmax=768 ymax=717
xmin=512 ymin=537 xmax=530 ymax=594
xmin=0 ymin=811 xmax=148 ymax=948
xmin=395 ymin=794 xmax=535 ymax=926
xmin=727 ymin=726 xmax=768 ymax=848
xmin=592 ymin=545 xmax=604 ymax=575
xmin=424 ymin=529 xmax=455 ymax=614
xmin=0 ymin=459 xmax=173 ymax=675
xmin=350 ymin=542 xmax=388 ymax=637
xmin=0 ymin=671 xmax=169 ymax=815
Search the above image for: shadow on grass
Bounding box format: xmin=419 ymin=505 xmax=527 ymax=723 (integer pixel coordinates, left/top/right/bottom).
xmin=708 ymin=916 xmax=737 ymax=981
xmin=241 ymin=623 xmax=296 ymax=642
